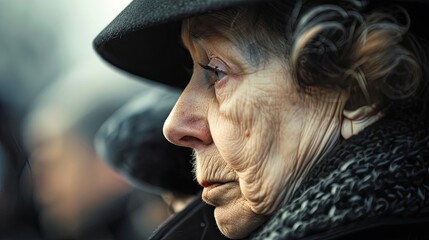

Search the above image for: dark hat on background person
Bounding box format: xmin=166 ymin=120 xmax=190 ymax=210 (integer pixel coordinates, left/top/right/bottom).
xmin=94 ymin=86 xmax=201 ymax=195
xmin=93 ymin=0 xmax=429 ymax=89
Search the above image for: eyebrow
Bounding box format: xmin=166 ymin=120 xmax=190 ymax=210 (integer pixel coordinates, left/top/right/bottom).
xmin=181 ymin=20 xmax=230 ymax=51
xmin=180 ymin=21 xmax=252 ymax=71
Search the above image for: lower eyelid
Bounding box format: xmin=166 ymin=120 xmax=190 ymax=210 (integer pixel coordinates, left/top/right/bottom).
xmin=214 ymin=75 xmax=229 ymax=88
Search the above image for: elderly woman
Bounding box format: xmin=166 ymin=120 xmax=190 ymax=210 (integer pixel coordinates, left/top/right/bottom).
xmin=94 ymin=0 xmax=429 ymax=239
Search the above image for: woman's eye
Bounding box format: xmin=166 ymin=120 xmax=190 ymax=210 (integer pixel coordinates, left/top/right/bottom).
xmin=213 ymin=67 xmax=226 ymax=81
xmin=199 ymin=57 xmax=228 ymax=84
xmin=199 ymin=63 xmax=227 ymax=83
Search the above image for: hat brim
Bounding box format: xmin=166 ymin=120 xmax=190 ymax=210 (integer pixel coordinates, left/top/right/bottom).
xmin=94 ymin=0 xmax=260 ymax=88
xmin=94 ymin=0 xmax=429 ymax=88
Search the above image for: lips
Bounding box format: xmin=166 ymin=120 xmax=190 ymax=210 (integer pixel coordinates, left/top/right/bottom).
xmin=200 ymin=181 xmax=223 ymax=189
xmin=200 ymin=180 xmax=238 ymax=206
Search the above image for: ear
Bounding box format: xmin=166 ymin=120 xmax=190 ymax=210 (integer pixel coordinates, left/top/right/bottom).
xmin=341 ymin=104 xmax=384 ymax=139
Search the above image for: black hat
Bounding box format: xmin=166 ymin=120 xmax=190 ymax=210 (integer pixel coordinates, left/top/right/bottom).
xmin=94 ymin=0 xmax=429 ymax=88
xmin=94 ymin=85 xmax=201 ymax=195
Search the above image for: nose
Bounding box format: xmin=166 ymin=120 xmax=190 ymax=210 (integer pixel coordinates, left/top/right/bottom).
xmin=163 ymin=87 xmax=212 ymax=149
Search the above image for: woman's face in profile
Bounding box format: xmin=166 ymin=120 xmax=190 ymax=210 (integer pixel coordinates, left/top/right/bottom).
xmin=163 ymin=21 xmax=346 ymax=239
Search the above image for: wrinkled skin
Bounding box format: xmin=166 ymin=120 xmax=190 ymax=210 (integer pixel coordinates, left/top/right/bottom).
xmin=163 ymin=35 xmax=348 ymax=238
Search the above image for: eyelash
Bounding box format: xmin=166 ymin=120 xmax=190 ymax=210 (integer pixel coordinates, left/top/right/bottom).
xmin=199 ymin=63 xmax=227 ymax=84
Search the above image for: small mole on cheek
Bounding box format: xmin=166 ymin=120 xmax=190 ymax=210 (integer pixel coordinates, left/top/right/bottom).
xmin=244 ymin=129 xmax=251 ymax=138
xmin=290 ymin=99 xmax=298 ymax=107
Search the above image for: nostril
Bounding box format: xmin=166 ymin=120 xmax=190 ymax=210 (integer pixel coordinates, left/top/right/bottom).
xmin=180 ymin=136 xmax=203 ymax=146
xmin=163 ymin=108 xmax=213 ymax=148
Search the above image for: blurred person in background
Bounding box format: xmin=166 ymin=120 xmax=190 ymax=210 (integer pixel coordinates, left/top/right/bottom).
xmin=1 ymin=1 xmax=151 ymax=239
xmin=22 ymin=58 xmax=169 ymax=240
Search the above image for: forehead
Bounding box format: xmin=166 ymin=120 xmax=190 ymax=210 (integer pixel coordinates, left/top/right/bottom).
xmin=181 ymin=17 xmax=231 ymax=52
xmin=180 ymin=8 xmax=282 ymax=70
xmin=181 ymin=22 xmax=246 ymax=70
xmin=180 ymin=19 xmax=266 ymax=72
xmin=180 ymin=5 xmax=256 ymax=52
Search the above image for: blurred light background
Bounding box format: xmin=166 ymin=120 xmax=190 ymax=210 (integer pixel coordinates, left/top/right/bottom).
xmin=0 ymin=0 xmax=131 ymax=115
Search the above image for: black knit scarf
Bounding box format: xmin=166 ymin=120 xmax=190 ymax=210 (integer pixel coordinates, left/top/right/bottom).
xmin=250 ymin=102 xmax=429 ymax=239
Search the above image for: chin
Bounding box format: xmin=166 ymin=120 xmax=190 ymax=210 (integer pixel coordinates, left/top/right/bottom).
xmin=213 ymin=199 xmax=269 ymax=239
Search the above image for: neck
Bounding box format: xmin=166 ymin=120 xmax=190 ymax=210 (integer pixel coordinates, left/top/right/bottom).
xmin=280 ymin=92 xmax=346 ymax=204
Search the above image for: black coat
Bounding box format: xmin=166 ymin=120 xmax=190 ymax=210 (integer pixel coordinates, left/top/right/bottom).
xmin=149 ymin=194 xmax=228 ymax=240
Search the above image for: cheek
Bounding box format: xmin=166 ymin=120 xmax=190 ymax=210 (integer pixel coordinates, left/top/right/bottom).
xmin=209 ymin=79 xmax=286 ymax=172
xmin=208 ymin=76 xmax=309 ymax=215
xmin=209 ymin=94 xmax=289 ymax=216
xmin=208 ymin=90 xmax=267 ymax=172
